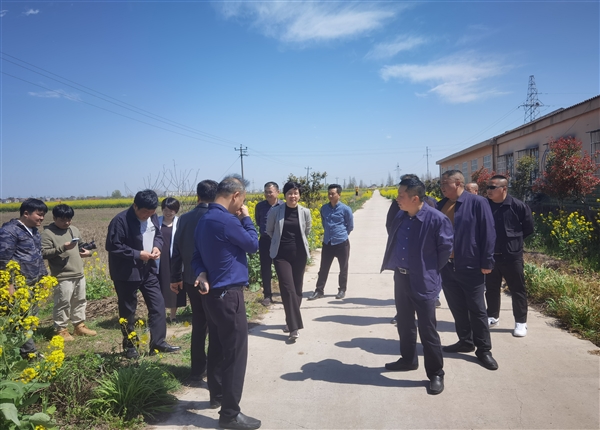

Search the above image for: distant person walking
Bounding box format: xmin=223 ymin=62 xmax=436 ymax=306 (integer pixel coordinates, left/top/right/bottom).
xmin=191 ymin=175 xmax=261 ymax=430
xmin=158 ymin=197 xmax=185 ymax=324
xmin=309 ymin=184 xmax=353 ymax=300
xmin=254 ymin=182 xmax=283 ymax=306
xmin=42 ymin=204 xmax=96 ymax=341
xmin=381 ymin=178 xmax=453 ymax=395
xmin=485 ymin=175 xmax=534 ymax=337
xmin=437 ymin=170 xmax=498 ymax=371
xmin=465 ymin=182 xmax=479 ymax=195
xmin=266 ymin=182 xmax=312 ymax=343
xmin=170 ymin=180 xmax=218 ymax=383
xmin=106 ymin=189 xmax=180 ymax=359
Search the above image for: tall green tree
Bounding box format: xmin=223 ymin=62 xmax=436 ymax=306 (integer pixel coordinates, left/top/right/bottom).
xmin=511 ymin=155 xmax=537 ymax=201
xmin=286 ymin=171 xmax=327 ymax=209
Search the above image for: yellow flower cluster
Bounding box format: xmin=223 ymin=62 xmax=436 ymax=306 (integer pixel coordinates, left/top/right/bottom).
xmin=537 ymin=210 xmax=597 ymax=256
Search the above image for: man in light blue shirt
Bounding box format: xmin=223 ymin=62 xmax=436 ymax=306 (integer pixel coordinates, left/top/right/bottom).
xmin=309 ymin=184 xmax=354 ymax=300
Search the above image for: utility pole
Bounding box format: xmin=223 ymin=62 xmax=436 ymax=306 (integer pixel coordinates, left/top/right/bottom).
xmin=305 ymin=166 xmax=311 ymax=183
xmin=425 ymin=147 xmax=431 ymax=178
xmin=234 ymin=145 xmax=248 ymax=181
xmin=335 ymin=177 xmax=339 ymax=184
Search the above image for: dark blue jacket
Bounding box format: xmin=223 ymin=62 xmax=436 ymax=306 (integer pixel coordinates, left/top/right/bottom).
xmin=191 ymin=203 xmax=258 ymax=289
xmin=170 ymin=203 xmax=209 ymax=285
xmin=254 ymin=199 xmax=283 ymax=235
xmin=381 ymin=203 xmax=453 ymax=300
xmin=488 ymin=194 xmax=534 ymax=260
xmin=0 ymin=218 xmax=47 ymax=284
xmin=437 ymin=191 xmax=496 ymax=271
xmin=105 ymin=206 xmax=163 ymax=282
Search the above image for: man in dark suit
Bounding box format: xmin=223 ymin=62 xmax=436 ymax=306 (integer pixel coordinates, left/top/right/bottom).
xmin=170 ymin=180 xmax=218 ymax=382
xmin=106 ymin=189 xmax=180 ymax=359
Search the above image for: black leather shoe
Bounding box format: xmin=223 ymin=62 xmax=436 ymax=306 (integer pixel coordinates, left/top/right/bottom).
xmin=308 ymin=291 xmax=324 ymax=300
xmin=384 ymin=359 xmax=418 ymax=371
xmin=209 ymin=396 xmax=222 ymax=409
xmin=150 ymin=343 xmax=181 ymax=355
xmin=124 ymin=347 xmax=139 ymax=359
xmin=476 ymin=351 xmax=498 ymax=370
xmin=429 ymin=376 xmax=444 ymax=395
xmin=335 ymin=290 xmax=346 ymax=299
xmin=219 ymin=412 xmax=261 ymax=429
xmin=443 ymin=341 xmax=475 ymax=353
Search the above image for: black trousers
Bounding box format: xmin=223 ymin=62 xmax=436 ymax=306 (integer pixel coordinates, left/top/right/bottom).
xmin=202 ymin=287 xmax=248 ymax=419
xmin=485 ymin=257 xmax=528 ymax=323
xmin=315 ymin=239 xmax=350 ymax=293
xmin=258 ymin=235 xmax=274 ymax=299
xmin=114 ymin=272 xmax=167 ymax=349
xmin=184 ymin=282 xmax=208 ymax=377
xmin=274 ymin=245 xmax=307 ymax=331
xmin=441 ymin=263 xmax=492 ymax=352
xmin=394 ymin=270 xmax=444 ymax=378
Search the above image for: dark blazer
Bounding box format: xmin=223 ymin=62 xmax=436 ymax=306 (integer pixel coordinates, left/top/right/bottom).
xmin=381 ymin=203 xmax=453 ymax=300
xmin=487 ymin=194 xmax=534 ymax=259
xmin=106 ymin=206 xmax=163 ymax=282
xmin=170 ymin=203 xmax=209 ymax=285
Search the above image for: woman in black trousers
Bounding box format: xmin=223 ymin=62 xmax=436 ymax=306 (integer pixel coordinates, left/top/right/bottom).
xmin=266 ymin=182 xmax=312 ymax=342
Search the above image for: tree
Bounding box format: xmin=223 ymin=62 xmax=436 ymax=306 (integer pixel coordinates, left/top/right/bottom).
xmin=111 ymin=189 xmax=122 ymax=198
xmin=386 ymin=172 xmax=394 ymax=187
xmin=423 ymin=177 xmax=442 ymax=200
xmin=286 ymin=171 xmax=327 ymax=209
xmin=533 ymin=136 xmax=600 ymax=204
xmin=511 ymin=155 xmax=537 ymax=201
xmin=470 ymin=167 xmax=494 ymax=196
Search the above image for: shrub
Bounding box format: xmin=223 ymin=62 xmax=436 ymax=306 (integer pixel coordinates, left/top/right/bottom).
xmin=83 ymin=252 xmax=114 ymax=300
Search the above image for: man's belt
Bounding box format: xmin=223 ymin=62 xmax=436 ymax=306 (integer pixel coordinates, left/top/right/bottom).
xmin=397 ymin=267 xmax=409 ymax=275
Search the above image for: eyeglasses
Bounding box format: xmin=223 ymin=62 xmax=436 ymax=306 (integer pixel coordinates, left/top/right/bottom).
xmin=486 ymin=185 xmax=505 ymax=190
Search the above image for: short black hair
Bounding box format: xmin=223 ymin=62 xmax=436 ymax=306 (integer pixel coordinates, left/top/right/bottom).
xmin=328 ymin=184 xmax=342 ymax=195
xmin=217 ymin=174 xmax=248 ymax=198
xmin=20 ymin=198 xmax=48 ymax=216
xmin=400 ymin=173 xmax=420 ymax=181
xmin=442 ymin=170 xmax=465 ymax=185
xmin=161 ymin=197 xmax=180 ymax=213
xmin=490 ymin=174 xmax=508 ymax=181
xmin=197 ymin=180 xmax=218 ymax=202
xmin=133 ymin=189 xmax=159 ymax=210
xmin=52 ymin=204 xmax=75 ymax=219
xmin=399 ymin=178 xmax=426 ymax=202
xmin=264 ymin=182 xmax=279 ymax=191
xmin=283 ymin=181 xmax=302 ymax=196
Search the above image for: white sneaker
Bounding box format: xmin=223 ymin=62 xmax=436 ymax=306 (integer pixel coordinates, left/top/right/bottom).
xmin=513 ymin=323 xmax=527 ymax=337
xmin=488 ymin=317 xmax=499 ymax=327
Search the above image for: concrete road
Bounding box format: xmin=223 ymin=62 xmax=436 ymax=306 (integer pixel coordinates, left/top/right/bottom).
xmin=149 ymin=191 xmax=599 ymax=429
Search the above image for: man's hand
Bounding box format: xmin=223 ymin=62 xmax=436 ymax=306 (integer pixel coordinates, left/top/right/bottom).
xmin=150 ymin=247 xmax=161 ymax=259
xmin=65 ymin=241 xmax=78 ymax=250
xmin=79 ymin=249 xmax=92 ymax=258
xmin=170 ymin=281 xmax=183 ymax=294
xmin=237 ymin=204 xmax=249 ymax=220
xmin=481 ymin=268 xmax=492 ymax=275
xmin=194 ymin=272 xmax=210 ymax=294
xmin=140 ymin=251 xmax=153 ymax=261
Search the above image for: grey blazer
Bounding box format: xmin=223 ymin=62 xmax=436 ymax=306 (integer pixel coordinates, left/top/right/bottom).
xmin=266 ymin=203 xmax=312 ymax=259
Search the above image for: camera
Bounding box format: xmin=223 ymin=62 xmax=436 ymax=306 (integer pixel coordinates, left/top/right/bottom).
xmin=78 ymin=240 xmax=97 ymax=251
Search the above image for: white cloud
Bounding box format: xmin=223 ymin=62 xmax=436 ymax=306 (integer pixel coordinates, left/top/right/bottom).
xmin=28 ymin=89 xmax=80 ymax=101
xmin=456 ymin=24 xmax=497 ymax=46
xmin=24 ymin=9 xmax=39 ymax=16
xmin=0 ymin=10 xmax=8 ymax=18
xmin=217 ymin=2 xmax=402 ymax=44
xmin=380 ymin=52 xmax=512 ymax=103
xmin=365 ymin=35 xmax=426 ymax=60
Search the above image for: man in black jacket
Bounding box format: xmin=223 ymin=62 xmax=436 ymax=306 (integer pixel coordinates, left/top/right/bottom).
xmin=106 ymin=189 xmax=180 ymax=359
xmin=485 ymin=175 xmax=534 ymax=337
xmin=170 ymin=180 xmax=218 ymax=382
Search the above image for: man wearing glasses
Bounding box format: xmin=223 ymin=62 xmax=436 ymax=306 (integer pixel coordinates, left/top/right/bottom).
xmin=437 ymin=170 xmax=498 ymax=371
xmin=485 ymin=175 xmax=534 ymax=337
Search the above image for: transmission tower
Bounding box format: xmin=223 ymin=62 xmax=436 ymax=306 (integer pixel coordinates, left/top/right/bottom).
xmin=522 ymin=75 xmax=543 ymax=123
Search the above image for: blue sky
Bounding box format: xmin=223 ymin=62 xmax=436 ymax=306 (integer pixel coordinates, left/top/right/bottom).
xmin=1 ymin=1 xmax=598 ymax=198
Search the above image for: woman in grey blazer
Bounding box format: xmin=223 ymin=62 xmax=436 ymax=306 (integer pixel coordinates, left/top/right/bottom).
xmin=266 ymin=182 xmax=312 ymax=342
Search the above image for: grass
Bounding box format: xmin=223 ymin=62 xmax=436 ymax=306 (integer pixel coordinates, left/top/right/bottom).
xmin=524 ymin=262 xmax=600 ymax=346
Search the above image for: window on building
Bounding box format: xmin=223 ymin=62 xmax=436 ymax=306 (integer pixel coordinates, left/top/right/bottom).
xmin=454 ymin=164 xmax=459 ymax=171
xmin=516 ymin=147 xmax=540 ymax=184
xmin=591 ymin=130 xmax=600 ymax=177
xmin=483 ymin=155 xmax=492 ymax=170
xmin=462 ymin=162 xmax=469 ymax=181
xmin=471 ymin=159 xmax=478 ymax=172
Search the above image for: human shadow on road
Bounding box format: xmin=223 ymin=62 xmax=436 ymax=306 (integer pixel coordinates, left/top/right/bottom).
xmin=313 ymin=315 xmax=391 ymax=326
xmin=335 ymin=337 xmax=408 ymax=356
xmin=152 ymin=400 xmax=218 ymax=429
xmin=280 ymin=359 xmax=426 ymax=389
xmin=248 ymin=323 xmax=290 ymax=342
xmin=338 ymin=297 xmax=396 ymax=307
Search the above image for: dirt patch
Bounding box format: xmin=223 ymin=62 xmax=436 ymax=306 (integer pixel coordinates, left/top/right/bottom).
xmin=523 ymin=250 xmax=566 ymax=271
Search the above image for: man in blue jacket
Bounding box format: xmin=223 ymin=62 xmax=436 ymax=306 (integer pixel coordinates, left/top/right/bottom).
xmin=437 ymin=170 xmax=498 ymax=370
xmin=106 ymin=189 xmax=180 ymax=359
xmin=192 ymin=175 xmax=261 ymax=430
xmin=381 ymin=178 xmax=453 ymax=395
